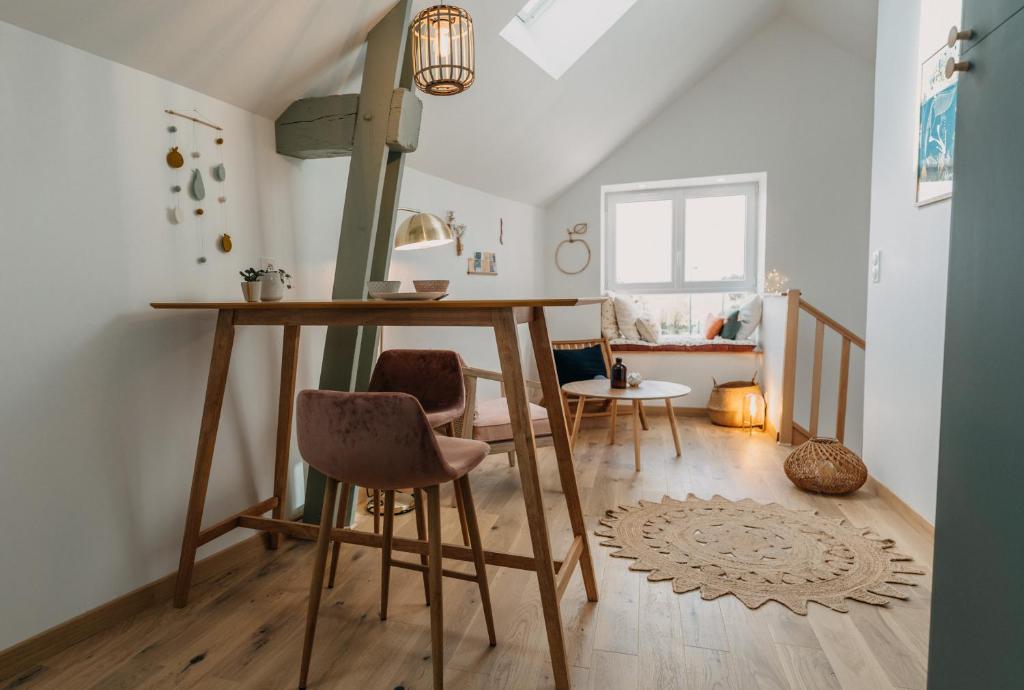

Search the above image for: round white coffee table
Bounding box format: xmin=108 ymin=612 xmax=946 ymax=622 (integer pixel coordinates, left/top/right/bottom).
xmin=561 ymin=379 xmax=692 ymax=471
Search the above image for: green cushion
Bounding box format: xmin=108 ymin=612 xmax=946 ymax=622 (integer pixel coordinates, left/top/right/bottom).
xmin=720 ymin=310 xmax=741 ymax=340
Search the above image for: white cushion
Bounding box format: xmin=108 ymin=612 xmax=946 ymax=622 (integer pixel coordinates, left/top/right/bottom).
xmin=636 ymin=317 xmax=661 ymax=343
xmin=613 ymin=293 xmax=642 ymax=341
xmin=736 ymin=295 xmax=763 ymax=340
xmin=601 ymin=293 xmax=621 ymax=340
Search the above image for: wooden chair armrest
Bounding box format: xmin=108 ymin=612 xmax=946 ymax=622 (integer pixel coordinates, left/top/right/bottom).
xmin=462 ymin=365 xmax=504 ymax=383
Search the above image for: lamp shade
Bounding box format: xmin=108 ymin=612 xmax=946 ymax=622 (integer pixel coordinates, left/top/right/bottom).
xmin=394 ymin=212 xmax=454 ymax=251
xmin=410 ymin=5 xmax=475 ymax=96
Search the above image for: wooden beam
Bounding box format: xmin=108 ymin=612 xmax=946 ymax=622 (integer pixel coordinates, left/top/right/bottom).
xmin=275 ymin=95 xmax=359 ymax=159
xmin=305 ymin=0 xmax=416 ymax=522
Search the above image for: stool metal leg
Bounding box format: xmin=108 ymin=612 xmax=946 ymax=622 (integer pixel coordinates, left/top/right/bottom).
xmin=298 ymin=478 xmax=338 ymax=690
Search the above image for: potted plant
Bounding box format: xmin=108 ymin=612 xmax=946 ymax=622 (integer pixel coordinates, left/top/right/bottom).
xmin=239 ymin=267 xmax=262 ymax=302
xmin=258 ymin=265 xmax=293 ymax=302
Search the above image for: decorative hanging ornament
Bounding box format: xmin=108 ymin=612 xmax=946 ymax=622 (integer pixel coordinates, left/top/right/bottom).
xmin=195 ymin=208 xmax=204 ymax=216
xmin=220 ymin=234 xmax=233 ymax=252
xmin=166 ymin=146 xmax=184 ymax=168
xmin=410 ymin=5 xmax=475 ymax=96
xmin=212 ymin=163 xmax=226 ymax=182
xmin=170 ymin=206 xmax=182 ymax=224
xmin=218 ymin=196 xmax=227 ymax=203
xmin=215 ymin=137 xmax=224 ymax=145
xmin=190 ymin=169 xmax=206 ymax=200
xmin=171 ymin=185 xmax=181 ymax=193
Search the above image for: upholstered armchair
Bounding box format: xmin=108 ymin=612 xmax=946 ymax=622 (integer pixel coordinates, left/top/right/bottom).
xmin=455 ymin=365 xmax=555 ymax=466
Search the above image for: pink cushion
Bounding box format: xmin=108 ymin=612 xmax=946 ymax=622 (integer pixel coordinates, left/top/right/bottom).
xmin=473 ymin=397 xmax=551 ymax=442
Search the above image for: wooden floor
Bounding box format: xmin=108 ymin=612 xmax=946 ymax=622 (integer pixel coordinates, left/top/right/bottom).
xmin=6 ymin=417 xmax=933 ymax=690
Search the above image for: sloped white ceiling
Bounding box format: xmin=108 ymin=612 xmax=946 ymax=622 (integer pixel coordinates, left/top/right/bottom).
xmin=0 ymin=0 xmax=876 ymax=205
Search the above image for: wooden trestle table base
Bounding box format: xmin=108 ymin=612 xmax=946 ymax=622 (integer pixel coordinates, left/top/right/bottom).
xmin=149 ymin=298 xmax=600 ymax=690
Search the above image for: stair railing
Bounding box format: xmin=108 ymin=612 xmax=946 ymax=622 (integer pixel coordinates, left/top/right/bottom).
xmin=778 ymin=289 xmax=866 ymax=445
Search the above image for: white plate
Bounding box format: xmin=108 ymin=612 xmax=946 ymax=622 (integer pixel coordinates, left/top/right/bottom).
xmin=369 ymin=291 xmax=448 ymax=301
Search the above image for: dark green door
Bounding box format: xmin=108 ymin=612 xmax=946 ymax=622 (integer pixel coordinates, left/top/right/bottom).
xmin=928 ymin=3 xmax=1024 ymax=689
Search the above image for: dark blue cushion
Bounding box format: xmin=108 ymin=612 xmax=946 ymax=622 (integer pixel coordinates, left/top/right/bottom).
xmin=553 ymin=345 xmax=607 ymax=385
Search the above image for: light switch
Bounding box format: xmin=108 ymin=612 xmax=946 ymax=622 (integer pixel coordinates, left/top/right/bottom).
xmin=871 ymin=250 xmax=882 ymax=283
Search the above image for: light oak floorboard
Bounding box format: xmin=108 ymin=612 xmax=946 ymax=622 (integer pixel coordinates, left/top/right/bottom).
xmin=4 ymin=418 xmax=932 ymax=689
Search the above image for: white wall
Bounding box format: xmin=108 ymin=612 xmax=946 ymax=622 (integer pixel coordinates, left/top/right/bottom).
xmin=0 ymin=21 xmax=547 ymax=651
xmin=0 ymin=21 xmax=306 ymax=651
xmin=293 ymin=156 xmax=546 ymax=398
xmin=862 ymin=0 xmax=960 ymax=523
xmin=541 ymin=15 xmax=874 ymax=449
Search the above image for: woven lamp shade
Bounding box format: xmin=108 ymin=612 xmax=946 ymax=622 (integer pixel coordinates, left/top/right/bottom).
xmin=411 ymin=5 xmax=475 ymax=96
xmin=784 ymin=438 xmax=868 ymax=495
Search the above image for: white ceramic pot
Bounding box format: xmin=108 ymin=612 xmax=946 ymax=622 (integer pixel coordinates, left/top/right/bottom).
xmin=260 ymin=273 xmax=285 ymax=301
xmin=241 ymin=281 xmax=261 ymax=302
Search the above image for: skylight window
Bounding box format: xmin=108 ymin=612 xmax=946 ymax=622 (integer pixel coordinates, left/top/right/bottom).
xmin=500 ymin=0 xmax=638 ymax=79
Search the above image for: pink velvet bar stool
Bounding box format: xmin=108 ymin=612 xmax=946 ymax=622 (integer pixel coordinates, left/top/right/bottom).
xmin=295 ymin=389 xmax=494 ymax=690
xmin=327 ymin=349 xmax=470 ymax=598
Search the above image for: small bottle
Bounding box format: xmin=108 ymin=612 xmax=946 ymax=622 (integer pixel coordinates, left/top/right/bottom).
xmin=611 ymin=357 xmax=628 ymax=389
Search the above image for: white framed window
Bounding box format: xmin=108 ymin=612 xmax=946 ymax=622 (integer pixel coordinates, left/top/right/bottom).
xmin=602 ymin=173 xmax=765 ymax=295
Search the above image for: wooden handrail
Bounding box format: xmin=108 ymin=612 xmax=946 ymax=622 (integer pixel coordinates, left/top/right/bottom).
xmin=779 ymin=290 xmax=865 ymax=445
xmin=798 ymin=299 xmax=866 ymax=349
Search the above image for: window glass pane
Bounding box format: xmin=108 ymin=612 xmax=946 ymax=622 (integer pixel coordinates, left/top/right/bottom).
xmin=684 ymin=194 xmax=747 ymax=282
xmin=614 ymin=199 xmax=672 ymax=284
xmin=644 ymin=292 xmax=754 ymax=336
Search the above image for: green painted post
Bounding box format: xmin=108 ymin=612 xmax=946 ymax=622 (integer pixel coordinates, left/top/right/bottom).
xmin=302 ymin=0 xmax=416 ymax=524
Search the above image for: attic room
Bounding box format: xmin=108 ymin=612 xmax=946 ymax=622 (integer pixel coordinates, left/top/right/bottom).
xmin=0 ymin=0 xmax=1020 ymax=688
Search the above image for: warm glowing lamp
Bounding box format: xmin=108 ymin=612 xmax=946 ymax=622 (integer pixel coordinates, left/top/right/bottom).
xmin=394 ymin=210 xmax=454 ymax=251
xmin=410 ymin=5 xmax=475 ymax=96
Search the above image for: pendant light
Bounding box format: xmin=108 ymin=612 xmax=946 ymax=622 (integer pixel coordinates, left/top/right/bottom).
xmin=410 ymin=5 xmax=475 ymax=96
xmin=394 ymin=209 xmax=454 ymax=250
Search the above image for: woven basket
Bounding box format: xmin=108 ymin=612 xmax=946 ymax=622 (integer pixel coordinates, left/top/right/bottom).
xmin=707 ymin=379 xmax=764 ymax=427
xmin=784 ymin=438 xmax=867 ymax=495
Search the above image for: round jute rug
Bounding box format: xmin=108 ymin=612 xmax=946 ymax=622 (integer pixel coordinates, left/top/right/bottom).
xmin=595 ymin=494 xmax=925 ymax=614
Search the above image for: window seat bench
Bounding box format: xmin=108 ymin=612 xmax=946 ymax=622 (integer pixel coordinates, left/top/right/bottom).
xmin=609 ymin=335 xmax=758 ymax=353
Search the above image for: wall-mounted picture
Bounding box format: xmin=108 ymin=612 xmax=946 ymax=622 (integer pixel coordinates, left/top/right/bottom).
xmin=916 ymin=43 xmax=959 ymax=205
xmin=467 ymin=251 xmax=497 ymax=275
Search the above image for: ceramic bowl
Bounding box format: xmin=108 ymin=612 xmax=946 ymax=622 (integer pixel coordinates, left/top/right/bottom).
xmin=367 ymin=280 xmax=401 ymax=294
xmin=413 ymin=280 xmax=449 ymax=293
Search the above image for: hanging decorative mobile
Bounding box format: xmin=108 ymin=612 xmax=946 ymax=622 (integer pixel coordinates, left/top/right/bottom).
xmin=170 ymin=206 xmax=183 ymax=224
xmin=220 ymin=233 xmax=233 ymax=252
xmin=190 ymin=169 xmax=206 ymax=200
xmin=218 ymin=196 xmax=226 ymax=203
xmin=212 ymin=163 xmax=226 ymax=182
xmin=195 ymin=208 xmax=204 ymax=216
xmin=215 ymin=137 xmax=224 ymax=145
xmin=171 ymin=185 xmax=181 ymax=193
xmin=166 ymin=147 xmax=184 ymax=168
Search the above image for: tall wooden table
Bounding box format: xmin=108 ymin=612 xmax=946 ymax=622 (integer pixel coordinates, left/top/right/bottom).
xmin=150 ymin=298 xmax=600 ymax=689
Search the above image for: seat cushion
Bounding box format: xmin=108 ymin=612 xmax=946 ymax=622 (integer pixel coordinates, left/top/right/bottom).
xmin=426 ymin=407 xmax=462 ymax=429
xmin=553 ymin=345 xmax=607 ymax=385
xmin=473 ymin=397 xmax=551 ymax=442
xmin=434 ymin=435 xmax=490 ymax=479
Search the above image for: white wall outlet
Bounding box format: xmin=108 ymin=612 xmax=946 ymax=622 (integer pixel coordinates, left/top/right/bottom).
xmin=871 ymin=250 xmax=882 ymax=283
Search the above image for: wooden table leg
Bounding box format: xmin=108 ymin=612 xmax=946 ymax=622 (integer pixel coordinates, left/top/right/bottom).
xmin=638 ymin=400 xmax=650 ymax=431
xmin=632 ymin=400 xmax=642 ymax=472
xmin=608 ymin=400 xmax=618 ymax=444
xmin=528 ymin=309 xmax=598 ymax=601
xmin=494 ymin=310 xmax=571 ymax=689
xmin=271 ymin=325 xmax=300 ymax=549
xmin=173 ymin=309 xmax=236 ymax=607
xmin=665 ymin=398 xmax=681 ymax=457
xmin=570 ymin=395 xmax=586 ymax=450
